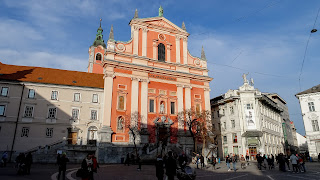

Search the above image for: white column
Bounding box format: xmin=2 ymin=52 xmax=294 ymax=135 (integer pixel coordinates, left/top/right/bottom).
xmin=177 ymin=84 xmax=184 ymax=130
xmin=175 ymin=36 xmax=181 ymax=64
xmin=182 ymin=37 xmax=188 ymax=64
xmin=153 ymin=40 xmax=157 ymax=59
xmin=166 ymin=43 xmax=171 ymax=62
xmin=141 ymin=79 xmax=148 ymax=128
xmin=185 ymin=85 xmax=191 ymax=110
xmin=103 ymin=72 xmax=114 ymax=127
xmin=131 ymin=77 xmax=139 ymax=127
xmin=133 ymin=26 xmax=139 ymax=55
xmin=142 ymin=28 xmax=148 ymax=57
xmin=204 ymin=88 xmax=211 ymax=111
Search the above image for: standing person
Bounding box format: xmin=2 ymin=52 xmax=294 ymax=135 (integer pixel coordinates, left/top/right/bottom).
xmin=155 ymin=155 xmax=164 ymax=180
xmin=125 ymin=153 xmax=130 ymax=166
xmin=212 ymin=156 xmax=216 ymax=170
xmin=290 ymin=153 xmax=298 ymax=173
xmin=16 ymin=153 xmax=26 ymax=175
xmin=231 ymin=154 xmax=237 ymax=172
xmin=165 ymin=151 xmax=177 ymax=180
xmin=285 ymin=155 xmax=291 ymax=171
xmin=137 ymin=154 xmax=142 ymax=171
xmin=57 ymin=153 xmax=69 ymax=180
xmin=267 ymin=155 xmax=273 ymax=170
xmin=245 ymin=154 xmax=249 ymax=163
xmin=2 ymin=151 xmax=8 ymax=167
xmin=257 ymin=154 xmax=263 ymax=170
xmin=81 ymin=154 xmax=93 ymax=180
xmin=25 ymin=152 xmax=33 ymax=175
xmin=240 ymin=155 xmax=246 ymax=169
xmin=226 ymin=155 xmax=231 ymax=171
xmin=91 ymin=154 xmax=99 ymax=179
xmin=57 ymin=153 xmax=61 ymax=166
xmin=200 ymin=155 xmax=205 ymax=168
xmin=278 ymin=153 xmax=286 ymax=172
xmin=300 ymin=153 xmax=306 ymax=172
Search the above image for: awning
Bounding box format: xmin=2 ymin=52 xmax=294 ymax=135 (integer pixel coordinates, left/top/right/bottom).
xmin=242 ymin=131 xmax=263 ymax=137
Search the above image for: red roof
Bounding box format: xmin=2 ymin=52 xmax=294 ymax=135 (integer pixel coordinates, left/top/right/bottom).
xmin=0 ymin=62 xmax=104 ymax=88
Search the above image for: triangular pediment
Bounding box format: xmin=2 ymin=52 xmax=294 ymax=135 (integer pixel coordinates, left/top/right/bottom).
xmin=133 ymin=17 xmax=188 ymax=34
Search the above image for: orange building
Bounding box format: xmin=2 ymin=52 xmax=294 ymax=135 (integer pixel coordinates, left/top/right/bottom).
xmin=88 ymin=7 xmax=212 ymax=153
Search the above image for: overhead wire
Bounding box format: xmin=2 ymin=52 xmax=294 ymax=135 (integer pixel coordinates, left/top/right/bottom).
xmin=298 ymin=7 xmax=320 ymax=92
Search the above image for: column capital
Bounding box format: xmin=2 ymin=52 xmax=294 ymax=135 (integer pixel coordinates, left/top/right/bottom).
xmin=176 ymin=84 xmax=184 ymax=87
xmin=142 ymin=27 xmax=149 ymax=32
xmin=183 ymin=85 xmax=192 ymax=89
xmin=204 ymin=88 xmax=211 ymax=92
xmin=182 ymin=37 xmax=188 ymax=42
xmin=104 ymin=72 xmax=116 ymax=79
xmin=140 ymin=78 xmax=149 ymax=83
xmin=175 ymin=35 xmax=181 ymax=40
xmin=133 ymin=26 xmax=140 ymax=31
xmin=131 ymin=77 xmax=140 ymax=81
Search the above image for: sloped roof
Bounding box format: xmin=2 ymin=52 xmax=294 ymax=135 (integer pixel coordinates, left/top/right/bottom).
xmin=296 ymin=84 xmax=320 ymax=96
xmin=0 ymin=62 xmax=104 ymax=89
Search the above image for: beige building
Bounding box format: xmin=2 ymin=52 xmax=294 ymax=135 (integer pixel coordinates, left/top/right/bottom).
xmin=211 ymin=75 xmax=284 ymax=159
xmin=0 ymin=63 xmax=104 ymax=161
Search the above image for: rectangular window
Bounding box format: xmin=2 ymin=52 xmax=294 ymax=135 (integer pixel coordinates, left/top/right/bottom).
xmin=92 ymin=94 xmax=98 ymax=103
xmin=1 ymin=87 xmax=8 ymax=96
xmin=91 ymin=110 xmax=97 ymax=120
xmin=149 ymin=99 xmax=155 ymax=113
xmin=0 ymin=105 xmax=5 ymax=116
xmin=170 ymin=102 xmax=175 ymax=114
xmin=48 ymin=108 xmax=57 ymax=119
xmin=246 ymin=103 xmax=253 ymax=109
xmin=46 ymin=128 xmax=53 ymax=138
xmin=308 ymin=102 xmax=315 ymax=112
xmin=231 ymin=120 xmax=235 ymax=128
xmin=312 ymin=120 xmax=319 ymax=132
xmin=233 ymin=133 xmax=237 ymax=143
xmin=148 ymin=89 xmax=156 ymax=94
xmin=72 ymin=109 xmax=79 ymax=120
xmin=223 ymin=136 xmax=227 ymax=144
xmin=230 ymin=106 xmax=234 ymax=114
xmin=51 ymin=91 xmax=58 ymax=100
xmin=159 ymin=90 xmax=166 ymax=95
xmin=24 ymin=106 xmax=34 ymax=118
xmin=74 ymin=93 xmax=80 ymax=102
xmin=21 ymin=127 xmax=29 ymax=137
xmin=28 ymin=89 xmax=35 ymax=99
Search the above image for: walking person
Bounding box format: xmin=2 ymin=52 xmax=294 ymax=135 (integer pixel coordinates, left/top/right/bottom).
xmin=200 ymin=155 xmax=205 ymax=168
xmin=1 ymin=151 xmax=8 ymax=167
xmin=285 ymin=155 xmax=291 ymax=171
xmin=25 ymin=152 xmax=33 ymax=175
xmin=290 ymin=153 xmax=299 ymax=173
xmin=91 ymin=154 xmax=99 ymax=179
xmin=257 ymin=154 xmax=263 ymax=170
xmin=81 ymin=154 xmax=93 ymax=180
xmin=226 ymin=155 xmax=231 ymax=171
xmin=57 ymin=153 xmax=69 ymax=180
xmin=300 ymin=153 xmax=306 ymax=172
xmin=137 ymin=154 xmax=142 ymax=171
xmin=155 ymin=155 xmax=164 ymax=180
xmin=240 ymin=155 xmax=246 ymax=169
xmin=165 ymin=151 xmax=177 ymax=180
xmin=231 ymin=154 xmax=237 ymax=172
xmin=267 ymin=155 xmax=273 ymax=170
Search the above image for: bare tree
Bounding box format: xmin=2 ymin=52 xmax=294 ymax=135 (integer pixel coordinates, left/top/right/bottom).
xmin=124 ymin=112 xmax=142 ymax=158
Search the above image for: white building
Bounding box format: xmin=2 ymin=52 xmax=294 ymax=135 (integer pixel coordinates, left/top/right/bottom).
xmin=296 ymin=132 xmax=308 ymax=153
xmin=296 ymin=84 xmax=320 ymax=158
xmin=211 ymin=75 xmax=285 ymax=159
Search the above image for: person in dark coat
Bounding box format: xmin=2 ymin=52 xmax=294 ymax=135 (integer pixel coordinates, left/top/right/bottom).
xmin=200 ymin=155 xmax=205 ymax=168
xmin=165 ymin=151 xmax=177 ymax=180
xmin=57 ymin=153 xmax=69 ymax=180
xmin=125 ymin=153 xmax=130 ymax=166
xmin=25 ymin=152 xmax=33 ymax=174
xmin=155 ymin=155 xmax=164 ymax=180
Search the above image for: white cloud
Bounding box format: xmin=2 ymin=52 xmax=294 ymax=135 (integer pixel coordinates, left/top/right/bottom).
xmin=0 ymin=49 xmax=87 ymax=72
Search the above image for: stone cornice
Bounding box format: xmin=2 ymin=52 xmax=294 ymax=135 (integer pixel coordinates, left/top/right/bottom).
xmin=105 ymin=50 xmax=209 ymax=72
xmin=103 ymin=58 xmax=212 ymax=82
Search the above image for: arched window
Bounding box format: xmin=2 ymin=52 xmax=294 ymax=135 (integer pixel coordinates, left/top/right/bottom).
xmin=158 ymin=43 xmax=165 ymax=62
xmin=88 ymin=126 xmax=98 ymax=140
xmin=96 ymin=53 xmax=102 ymax=61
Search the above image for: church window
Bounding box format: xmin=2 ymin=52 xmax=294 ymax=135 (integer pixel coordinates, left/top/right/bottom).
xmin=28 ymin=89 xmax=35 ymax=99
xmin=48 ymin=108 xmax=57 ymax=119
xmin=170 ymin=102 xmax=175 ymax=114
xmin=117 ymin=116 xmax=124 ymax=132
xmin=308 ymin=102 xmax=315 ymax=112
xmin=24 ymin=105 xmax=34 ymax=118
xmin=158 ymin=43 xmax=165 ymax=62
xmin=92 ymin=94 xmax=98 ymax=103
xmin=149 ymin=99 xmax=155 ymax=113
xmin=90 ymin=110 xmax=97 ymax=120
xmin=96 ymin=53 xmax=102 ymax=61
xmin=46 ymin=128 xmax=53 ymax=138
xmin=312 ymin=120 xmax=319 ymax=132
xmin=21 ymin=127 xmax=29 ymax=137
xmin=117 ymin=96 xmax=125 ymax=110
xmin=0 ymin=87 xmax=8 ymax=97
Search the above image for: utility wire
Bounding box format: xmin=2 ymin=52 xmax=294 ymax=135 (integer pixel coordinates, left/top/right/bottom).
xmin=298 ymin=7 xmax=320 ymax=92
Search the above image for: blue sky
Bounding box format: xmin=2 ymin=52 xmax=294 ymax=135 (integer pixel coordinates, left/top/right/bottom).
xmin=1 ymin=0 xmax=320 ymax=135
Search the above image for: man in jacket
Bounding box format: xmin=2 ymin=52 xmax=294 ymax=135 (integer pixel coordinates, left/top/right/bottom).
xmin=165 ymin=151 xmax=177 ymax=180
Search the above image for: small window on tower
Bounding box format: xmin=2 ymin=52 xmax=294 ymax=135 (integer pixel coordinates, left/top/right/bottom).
xmin=96 ymin=53 xmax=102 ymax=61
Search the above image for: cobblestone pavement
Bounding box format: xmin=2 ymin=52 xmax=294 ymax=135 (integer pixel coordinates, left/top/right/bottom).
xmin=1 ymin=162 xmax=320 ymax=180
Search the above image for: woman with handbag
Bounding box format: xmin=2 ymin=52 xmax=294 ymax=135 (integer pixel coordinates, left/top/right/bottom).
xmin=79 ymin=154 xmax=93 ymax=180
